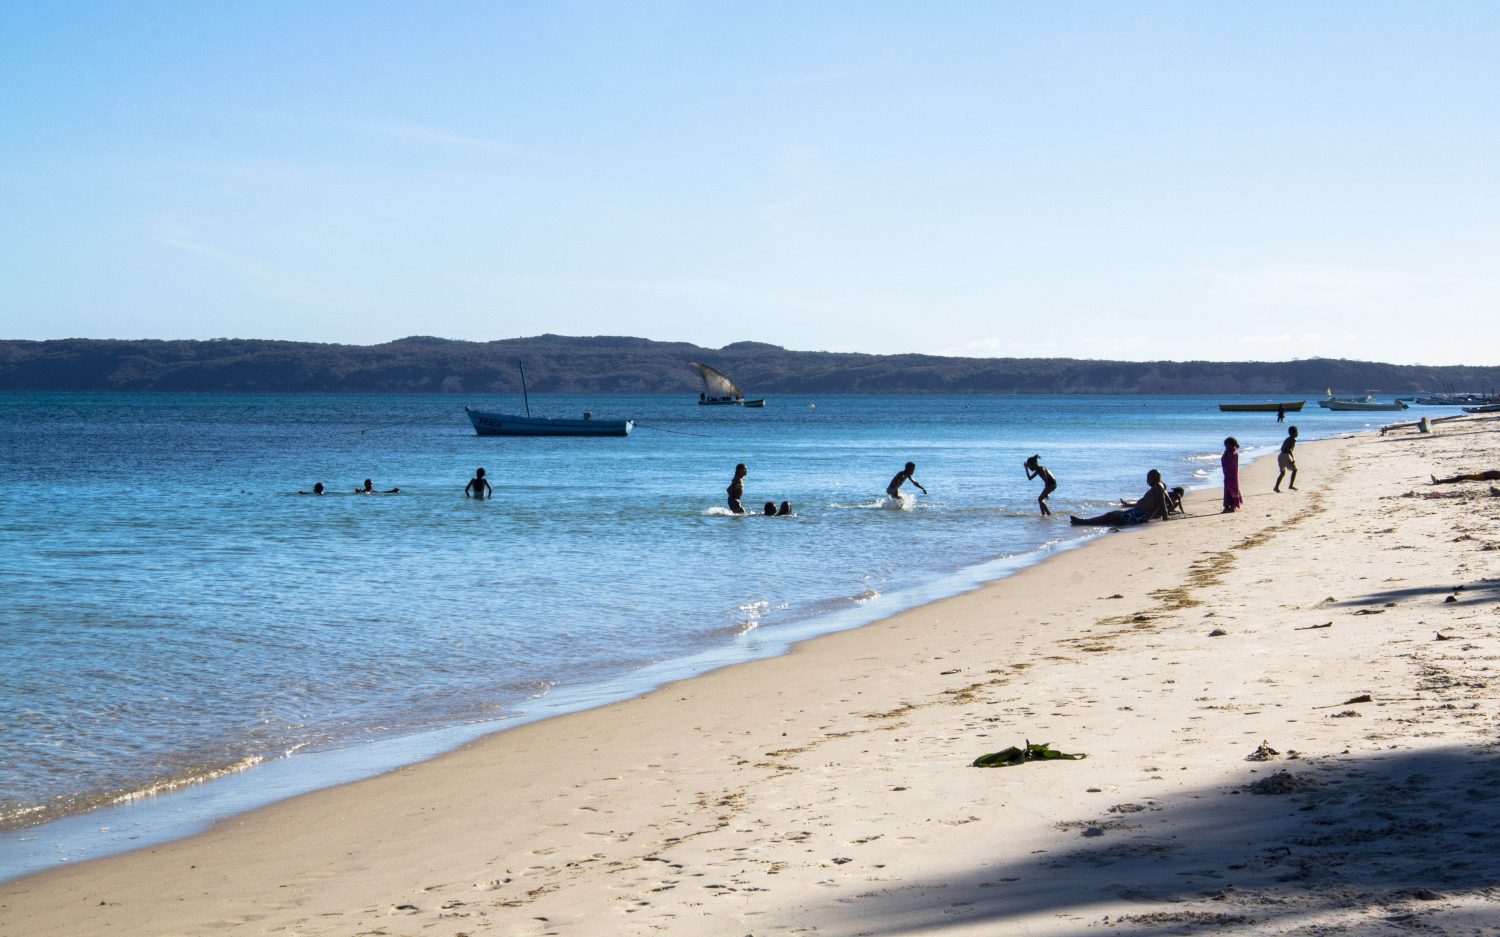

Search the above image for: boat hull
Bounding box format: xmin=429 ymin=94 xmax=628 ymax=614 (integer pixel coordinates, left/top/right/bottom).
xmin=1217 ymin=401 xmax=1305 ymax=412
xmin=1325 ymin=400 xmax=1408 ymax=411
xmin=465 ymin=408 xmax=633 ymax=437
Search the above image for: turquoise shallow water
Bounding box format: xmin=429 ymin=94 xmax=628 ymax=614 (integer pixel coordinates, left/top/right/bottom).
xmin=0 ymin=392 xmax=1449 ymax=877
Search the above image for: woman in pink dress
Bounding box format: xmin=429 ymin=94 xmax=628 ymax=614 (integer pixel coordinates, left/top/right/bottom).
xmin=1221 ymin=436 xmax=1243 ymax=513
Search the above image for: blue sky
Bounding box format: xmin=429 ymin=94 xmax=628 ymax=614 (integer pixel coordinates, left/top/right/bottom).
xmin=3 ymin=2 xmax=1497 ymax=364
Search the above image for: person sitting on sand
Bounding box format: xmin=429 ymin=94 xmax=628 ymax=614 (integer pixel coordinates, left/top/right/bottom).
xmin=1431 ymin=469 xmax=1500 ymax=484
xmin=777 ymin=500 xmax=792 ymax=516
xmin=298 ymin=482 xmax=325 ymax=495
xmin=887 ymin=462 xmax=927 ymax=500
xmin=356 ymin=479 xmax=400 ymax=494
xmin=1273 ymin=426 xmax=1298 ymax=493
xmin=1165 ymin=486 xmax=1186 ymax=515
xmin=727 ymin=463 xmax=747 ymax=514
xmin=1071 ymin=469 xmax=1172 ymax=527
xmin=763 ymin=501 xmax=777 ymax=515
xmin=1023 ymin=455 xmax=1056 ymax=516
xmin=1119 ymin=481 xmax=1184 ymax=514
xmin=465 ymin=467 xmax=492 ymax=499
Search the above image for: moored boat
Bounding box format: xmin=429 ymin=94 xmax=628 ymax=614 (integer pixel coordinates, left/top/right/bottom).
xmin=465 ymin=408 xmax=633 ymax=437
xmin=1325 ymin=398 xmax=1408 ymax=412
xmin=1218 ymin=401 xmax=1304 ymax=413
xmin=465 ymin=363 xmax=634 ymax=436
xmin=1462 ymin=403 xmax=1500 ymax=414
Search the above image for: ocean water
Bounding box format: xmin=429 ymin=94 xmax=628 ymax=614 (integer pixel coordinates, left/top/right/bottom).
xmin=0 ymin=392 xmax=1449 ymax=877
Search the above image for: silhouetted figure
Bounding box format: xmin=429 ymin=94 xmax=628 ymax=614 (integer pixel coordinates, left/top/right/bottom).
xmin=886 ymin=462 xmax=927 ymax=499
xmin=1274 ymin=427 xmax=1298 ymax=492
xmin=727 ymin=463 xmax=747 ymax=514
xmin=298 ymin=482 xmax=325 ymax=495
xmin=1024 ymin=455 xmax=1056 ymax=516
xmin=1070 ymin=470 xmax=1171 ymax=527
xmin=1431 ymin=469 xmax=1500 ymax=484
xmin=466 ymin=467 xmax=492 ymax=499
xmin=778 ymin=501 xmax=792 ymax=516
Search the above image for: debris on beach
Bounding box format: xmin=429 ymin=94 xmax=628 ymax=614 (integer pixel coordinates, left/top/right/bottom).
xmin=1246 ymin=770 xmax=1317 ymax=795
xmin=973 ymin=740 xmax=1086 ymax=767
xmin=1295 ymin=622 xmax=1333 ymax=630
xmin=1343 ymin=694 xmax=1372 ymax=704
xmin=1208 ymin=628 xmax=1228 ymax=637
xmin=1246 ymin=741 xmax=1280 ymax=762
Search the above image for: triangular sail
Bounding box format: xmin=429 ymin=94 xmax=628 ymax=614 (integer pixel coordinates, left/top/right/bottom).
xmin=691 ymin=362 xmax=744 ymax=400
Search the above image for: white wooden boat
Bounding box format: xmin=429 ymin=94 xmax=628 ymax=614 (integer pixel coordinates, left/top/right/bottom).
xmin=1325 ymin=397 xmax=1408 ymax=412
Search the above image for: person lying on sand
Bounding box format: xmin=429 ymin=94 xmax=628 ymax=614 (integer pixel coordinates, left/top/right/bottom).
xmin=1432 ymin=469 xmax=1500 ymax=484
xmin=1071 ymin=469 xmax=1171 ymax=527
xmin=887 ymin=462 xmax=927 ymax=499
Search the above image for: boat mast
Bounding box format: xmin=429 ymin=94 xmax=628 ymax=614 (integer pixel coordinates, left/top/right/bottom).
xmin=518 ymin=362 xmax=532 ymax=417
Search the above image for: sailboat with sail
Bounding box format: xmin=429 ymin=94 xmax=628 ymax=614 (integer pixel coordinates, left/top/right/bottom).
xmin=691 ymin=362 xmax=766 ymax=407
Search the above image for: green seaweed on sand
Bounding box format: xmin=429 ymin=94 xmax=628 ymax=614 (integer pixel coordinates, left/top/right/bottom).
xmin=972 ymin=740 xmax=1087 ymax=767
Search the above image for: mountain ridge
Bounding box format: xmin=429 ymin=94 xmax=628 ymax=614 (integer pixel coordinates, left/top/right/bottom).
xmin=1 ymin=335 xmax=1496 ymax=395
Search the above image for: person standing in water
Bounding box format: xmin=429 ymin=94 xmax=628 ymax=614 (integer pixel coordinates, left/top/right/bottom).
xmin=1276 ymin=404 xmax=1286 ymax=423
xmin=1023 ymin=455 xmax=1057 ymax=516
xmin=886 ymin=462 xmax=927 ymax=500
xmin=1220 ymin=437 xmax=1243 ymax=512
xmin=1273 ymin=426 xmax=1298 ymax=492
xmin=727 ymin=463 xmax=747 ymax=514
xmin=465 ymin=467 xmax=492 ymax=499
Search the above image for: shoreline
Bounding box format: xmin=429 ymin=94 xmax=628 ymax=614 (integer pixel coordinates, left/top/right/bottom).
xmin=0 ymin=423 xmax=1301 ymax=881
xmin=6 ymin=418 xmax=1497 ymax=935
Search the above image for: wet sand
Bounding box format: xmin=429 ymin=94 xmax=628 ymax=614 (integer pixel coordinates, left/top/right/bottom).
xmin=3 ymin=416 xmax=1498 ymax=936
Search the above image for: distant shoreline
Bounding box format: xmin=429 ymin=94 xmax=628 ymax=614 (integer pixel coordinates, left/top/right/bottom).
xmin=3 ymin=335 xmax=1497 ymax=395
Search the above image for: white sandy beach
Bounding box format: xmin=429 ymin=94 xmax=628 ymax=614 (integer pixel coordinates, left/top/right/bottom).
xmin=3 ymin=416 xmax=1497 ymax=936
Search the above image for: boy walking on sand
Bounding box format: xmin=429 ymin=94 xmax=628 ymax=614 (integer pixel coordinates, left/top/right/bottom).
xmin=1274 ymin=426 xmax=1298 ymax=492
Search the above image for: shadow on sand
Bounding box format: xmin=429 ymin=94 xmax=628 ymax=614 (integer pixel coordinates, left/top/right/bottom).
xmin=822 ymin=746 xmax=1500 ymax=936
xmin=1334 ymin=577 xmax=1500 ymax=610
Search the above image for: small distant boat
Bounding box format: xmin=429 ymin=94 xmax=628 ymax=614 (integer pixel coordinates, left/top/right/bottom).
xmin=692 ymin=361 xmax=765 ymax=407
xmin=1325 ymin=398 xmax=1408 ymax=412
xmin=1218 ymin=401 xmax=1304 ymax=413
xmin=1462 ymin=403 xmax=1500 ymax=414
xmin=465 ymin=364 xmax=633 ymax=437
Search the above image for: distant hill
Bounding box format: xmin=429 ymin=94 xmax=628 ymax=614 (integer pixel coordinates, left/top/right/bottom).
xmin=0 ymin=335 xmax=1496 ymax=396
